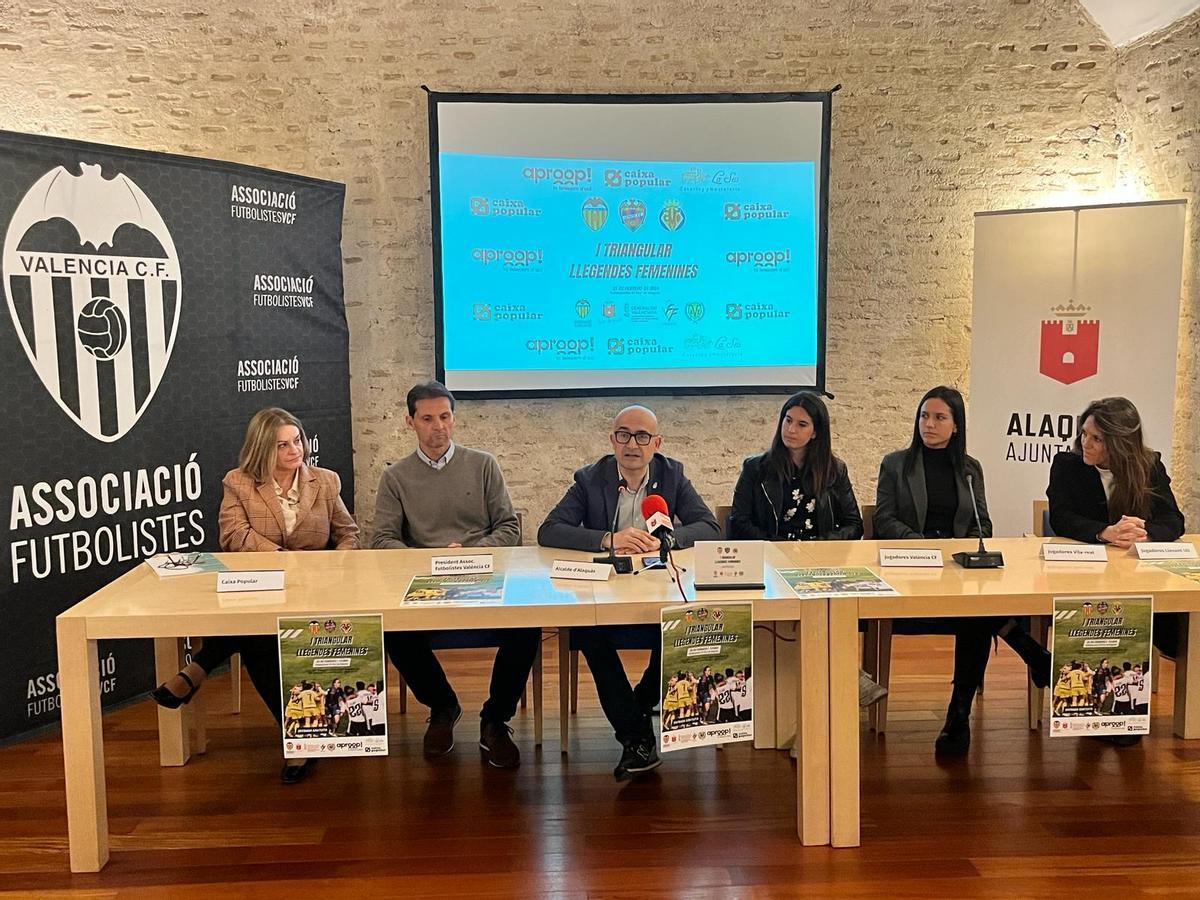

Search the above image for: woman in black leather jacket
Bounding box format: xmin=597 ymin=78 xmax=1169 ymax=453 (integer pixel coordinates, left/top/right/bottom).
xmin=729 ymin=393 xmax=883 ymax=707
xmin=729 ymin=391 xmax=863 ymax=542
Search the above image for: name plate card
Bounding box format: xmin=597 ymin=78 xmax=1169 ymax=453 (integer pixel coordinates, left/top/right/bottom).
xmin=1041 ymin=543 xmax=1109 ymax=562
xmin=551 ymin=560 xmax=613 ymax=581
xmin=217 ymin=570 xmax=285 ymax=593
xmin=431 ymin=554 xmax=494 ymax=575
xmin=693 ymin=541 xmax=766 ymax=589
xmin=1134 ymin=542 xmax=1198 ymax=560
xmin=878 ymin=548 xmax=943 ymax=567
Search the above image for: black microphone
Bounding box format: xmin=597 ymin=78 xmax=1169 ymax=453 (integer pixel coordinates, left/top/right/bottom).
xmin=952 ymin=473 xmax=1004 ymax=569
xmin=594 ymin=477 xmax=633 ymax=574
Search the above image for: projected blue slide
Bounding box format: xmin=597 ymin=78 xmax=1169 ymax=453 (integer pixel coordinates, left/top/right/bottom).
xmin=438 ymin=153 xmax=817 ymax=373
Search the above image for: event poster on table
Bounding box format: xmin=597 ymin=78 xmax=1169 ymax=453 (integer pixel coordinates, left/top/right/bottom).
xmin=1050 ymin=595 xmax=1153 ymax=737
xmin=277 ymin=614 xmax=387 ymax=759
xmin=659 ymin=602 xmax=753 ymax=753
xmin=775 ymin=566 xmax=899 ymax=598
xmin=1150 ymin=560 xmax=1200 ymax=584
xmin=402 ymin=573 xmax=506 ymax=605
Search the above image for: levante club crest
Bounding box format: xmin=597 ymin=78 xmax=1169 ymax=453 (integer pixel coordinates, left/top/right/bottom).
xmin=1039 ymin=302 xmax=1099 ymax=386
xmin=3 ymin=163 xmax=182 ymax=442
xmin=620 ymin=198 xmax=646 ymax=231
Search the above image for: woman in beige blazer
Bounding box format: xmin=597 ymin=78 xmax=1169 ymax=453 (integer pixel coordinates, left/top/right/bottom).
xmin=153 ymin=407 xmax=358 ymax=783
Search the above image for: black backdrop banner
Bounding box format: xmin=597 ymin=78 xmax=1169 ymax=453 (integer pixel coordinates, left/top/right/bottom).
xmin=0 ymin=131 xmax=352 ymax=743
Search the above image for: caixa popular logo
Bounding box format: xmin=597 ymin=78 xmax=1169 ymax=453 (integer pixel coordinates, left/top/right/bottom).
xmin=1039 ymin=302 xmax=1098 ymax=386
xmin=3 ymin=163 xmax=181 ymax=442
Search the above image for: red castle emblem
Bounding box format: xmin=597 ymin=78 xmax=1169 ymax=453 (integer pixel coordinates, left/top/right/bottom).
xmin=1039 ymin=302 xmax=1099 ymax=385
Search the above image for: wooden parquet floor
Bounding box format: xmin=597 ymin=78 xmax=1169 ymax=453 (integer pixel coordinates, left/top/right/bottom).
xmin=2 ymin=635 xmax=1200 ymax=898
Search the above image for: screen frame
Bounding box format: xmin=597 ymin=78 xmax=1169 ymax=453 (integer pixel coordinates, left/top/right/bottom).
xmin=427 ymin=89 xmax=833 ymax=399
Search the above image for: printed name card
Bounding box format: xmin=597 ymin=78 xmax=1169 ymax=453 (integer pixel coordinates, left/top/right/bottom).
xmin=431 ymin=554 xmax=494 ymax=575
xmin=878 ymin=548 xmax=943 ymax=567
xmin=217 ymin=570 xmax=285 ymax=593
xmin=1134 ymin=542 xmax=1198 ymax=560
xmin=1041 ymin=543 xmax=1109 ymax=562
xmin=550 ymin=560 xmax=613 ymax=581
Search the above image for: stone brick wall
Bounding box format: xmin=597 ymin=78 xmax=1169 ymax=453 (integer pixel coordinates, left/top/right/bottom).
xmin=0 ymin=0 xmax=1195 ymax=538
xmin=1115 ymin=10 xmax=1200 ymax=526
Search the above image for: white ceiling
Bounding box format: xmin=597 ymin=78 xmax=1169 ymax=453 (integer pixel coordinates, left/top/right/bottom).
xmin=1079 ymin=0 xmax=1200 ymax=46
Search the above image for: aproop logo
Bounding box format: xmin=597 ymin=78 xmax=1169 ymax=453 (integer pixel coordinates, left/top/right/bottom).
xmin=471 ymin=247 xmax=544 ymax=268
xmin=4 ymin=163 xmax=181 ymax=442
xmin=725 ymin=249 xmax=791 ymax=269
xmin=522 ymin=166 xmax=591 ymax=187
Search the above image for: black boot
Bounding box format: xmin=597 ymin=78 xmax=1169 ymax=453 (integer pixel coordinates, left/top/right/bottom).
xmin=1001 ymin=626 xmax=1052 ymax=689
xmin=935 ymin=700 xmax=971 ymax=756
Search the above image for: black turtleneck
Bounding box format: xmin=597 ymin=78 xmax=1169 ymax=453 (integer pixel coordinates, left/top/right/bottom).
xmin=922 ymin=446 xmax=957 ymax=538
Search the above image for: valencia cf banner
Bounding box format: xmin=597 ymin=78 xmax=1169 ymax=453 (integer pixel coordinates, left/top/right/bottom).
xmin=0 ymin=131 xmax=352 ymax=742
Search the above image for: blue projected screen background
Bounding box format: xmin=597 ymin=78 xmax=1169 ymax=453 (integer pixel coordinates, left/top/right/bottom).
xmin=431 ymin=96 xmax=828 ymax=395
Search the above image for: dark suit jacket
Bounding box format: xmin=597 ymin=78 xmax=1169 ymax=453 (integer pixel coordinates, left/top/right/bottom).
xmin=537 ymin=453 xmax=720 ymax=552
xmin=873 ymin=447 xmax=991 ymax=539
xmin=728 ymin=452 xmax=863 ymax=541
xmin=1046 ymin=450 xmax=1184 ymax=543
xmin=218 ymin=465 xmax=359 ymax=552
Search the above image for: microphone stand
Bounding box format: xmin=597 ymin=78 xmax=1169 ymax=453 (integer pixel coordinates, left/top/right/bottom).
xmin=594 ymin=478 xmax=633 ymax=574
xmin=951 ymin=473 xmax=1004 ymax=568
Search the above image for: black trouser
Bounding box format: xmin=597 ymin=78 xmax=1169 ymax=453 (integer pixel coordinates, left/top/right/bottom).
xmin=1153 ymin=612 xmax=1181 ymax=659
xmin=895 ymin=618 xmax=997 ymax=711
xmin=192 ymin=635 xmax=283 ymax=724
xmin=574 ymin=625 xmax=660 ymax=744
xmin=384 ymin=628 xmax=541 ymax=724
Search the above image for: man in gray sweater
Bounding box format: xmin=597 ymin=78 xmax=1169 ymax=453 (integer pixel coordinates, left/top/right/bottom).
xmin=372 ymin=381 xmax=534 ymax=768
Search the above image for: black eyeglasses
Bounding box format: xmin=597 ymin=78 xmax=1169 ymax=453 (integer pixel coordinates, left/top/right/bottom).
xmin=613 ymin=430 xmax=656 ymax=446
xmin=159 ymin=553 xmax=201 ymax=570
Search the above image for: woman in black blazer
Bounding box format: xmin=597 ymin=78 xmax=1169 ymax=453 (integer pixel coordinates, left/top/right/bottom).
xmin=875 ymin=386 xmax=1049 ymax=755
xmin=1047 ymin=396 xmax=1184 ymax=745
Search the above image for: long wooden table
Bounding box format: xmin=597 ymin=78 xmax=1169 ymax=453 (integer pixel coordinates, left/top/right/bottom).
xmin=785 ymin=536 xmax=1200 ymax=848
xmin=56 ymin=543 xmax=829 ymax=872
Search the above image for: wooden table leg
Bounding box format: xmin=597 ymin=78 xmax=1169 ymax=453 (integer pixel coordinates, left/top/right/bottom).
xmin=154 ymin=637 xmax=191 ymax=766
xmin=829 ymin=599 xmax=861 ymax=848
xmin=870 ymin=619 xmax=893 ymax=734
xmin=1174 ymin=612 xmax=1200 ymax=739
xmin=533 ymin=633 xmax=544 ymax=747
xmin=229 ymin=650 xmax=243 ymax=713
xmin=187 ymin=683 xmax=208 ymax=755
xmin=797 ymin=602 xmax=830 ymax=845
xmin=776 ymin=622 xmax=798 ymax=750
xmin=558 ymin=629 xmax=570 ymax=752
xmin=752 ymin=622 xmax=778 ymax=750
xmin=56 ymin=616 xmax=109 ymax=872
xmin=1029 ymin=616 xmax=1049 ymax=730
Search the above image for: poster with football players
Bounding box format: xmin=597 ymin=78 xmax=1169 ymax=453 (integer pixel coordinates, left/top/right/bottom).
xmin=659 ymin=602 xmax=753 ymax=753
xmin=1050 ymin=594 xmax=1153 ymax=738
xmin=278 ymin=614 xmax=387 ymax=759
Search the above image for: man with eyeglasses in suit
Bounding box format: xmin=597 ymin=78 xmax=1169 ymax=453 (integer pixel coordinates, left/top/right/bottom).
xmin=538 ymin=405 xmax=720 ymax=778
